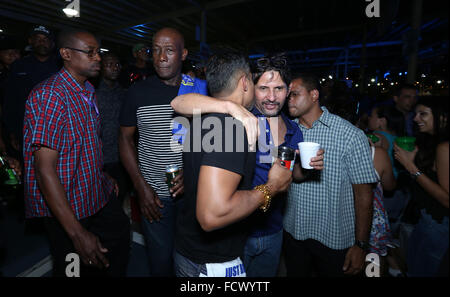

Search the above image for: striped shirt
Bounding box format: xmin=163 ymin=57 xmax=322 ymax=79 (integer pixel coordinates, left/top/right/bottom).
xmin=23 ymin=68 xmax=113 ymax=219
xmin=120 ymin=76 xmax=207 ymax=199
xmin=137 ymin=104 xmax=183 ymax=198
xmin=283 ymin=107 xmax=378 ymax=250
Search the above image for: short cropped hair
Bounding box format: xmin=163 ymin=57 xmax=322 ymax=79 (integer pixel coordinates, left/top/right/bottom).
xmin=57 ymin=29 xmax=97 ymax=49
xmin=206 ymin=51 xmax=250 ymax=97
xmin=293 ymin=73 xmax=321 ymax=93
xmin=394 ymin=83 xmax=417 ymax=97
xmin=152 ymin=27 xmax=185 ymax=49
xmin=101 ymin=51 xmax=119 ymax=61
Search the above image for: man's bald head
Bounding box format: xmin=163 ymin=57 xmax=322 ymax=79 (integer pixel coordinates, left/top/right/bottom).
xmin=151 ymin=27 xmax=188 ymax=85
xmin=152 ymin=27 xmax=185 ymax=49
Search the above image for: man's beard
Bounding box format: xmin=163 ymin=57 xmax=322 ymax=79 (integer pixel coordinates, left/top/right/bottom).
xmin=261 ymin=101 xmax=281 ymax=117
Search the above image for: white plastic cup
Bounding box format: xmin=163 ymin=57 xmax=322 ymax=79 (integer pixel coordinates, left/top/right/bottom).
xmin=298 ymin=142 xmax=321 ymax=169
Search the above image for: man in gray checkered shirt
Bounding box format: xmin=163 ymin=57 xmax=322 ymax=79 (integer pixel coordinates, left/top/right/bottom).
xmin=283 ymin=74 xmax=378 ymax=276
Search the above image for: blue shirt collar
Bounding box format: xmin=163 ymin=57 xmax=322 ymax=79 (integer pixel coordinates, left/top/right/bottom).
xmin=251 ymin=107 xmax=297 ymax=138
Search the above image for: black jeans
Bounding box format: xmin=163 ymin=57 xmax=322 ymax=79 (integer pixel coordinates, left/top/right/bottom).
xmin=103 ymin=162 xmax=130 ymax=204
xmin=44 ymin=194 xmax=131 ymax=277
xmin=283 ymin=230 xmax=350 ymax=277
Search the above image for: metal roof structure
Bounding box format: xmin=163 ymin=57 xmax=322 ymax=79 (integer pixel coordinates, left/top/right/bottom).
xmin=0 ymin=0 xmax=448 ymax=76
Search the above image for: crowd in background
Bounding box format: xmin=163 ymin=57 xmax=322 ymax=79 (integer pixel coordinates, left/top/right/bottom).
xmin=0 ymin=24 xmax=448 ymax=278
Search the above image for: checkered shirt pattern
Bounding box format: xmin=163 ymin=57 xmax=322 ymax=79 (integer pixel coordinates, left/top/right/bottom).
xmin=283 ymin=107 xmax=377 ymax=250
xmin=23 ymin=68 xmax=113 ymax=219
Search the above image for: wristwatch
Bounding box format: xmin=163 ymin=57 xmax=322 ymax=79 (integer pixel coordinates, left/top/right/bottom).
xmin=355 ymin=240 xmax=370 ymax=251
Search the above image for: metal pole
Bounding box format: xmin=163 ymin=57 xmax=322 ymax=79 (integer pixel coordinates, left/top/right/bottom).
xmin=407 ymin=0 xmax=423 ymax=84
xmin=359 ymin=24 xmax=368 ymax=94
xmin=344 ymin=48 xmax=349 ymax=78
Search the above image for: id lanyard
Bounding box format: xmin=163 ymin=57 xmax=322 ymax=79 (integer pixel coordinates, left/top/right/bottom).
xmin=81 ymin=93 xmax=99 ymax=115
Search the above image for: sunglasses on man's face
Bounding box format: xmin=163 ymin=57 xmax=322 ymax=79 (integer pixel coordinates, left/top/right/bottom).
xmin=256 ymin=57 xmax=287 ymax=68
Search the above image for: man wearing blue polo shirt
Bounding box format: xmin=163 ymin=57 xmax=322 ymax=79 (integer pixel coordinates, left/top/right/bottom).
xmin=240 ymin=54 xmax=323 ymax=277
xmin=170 ymin=54 xmax=324 ymax=277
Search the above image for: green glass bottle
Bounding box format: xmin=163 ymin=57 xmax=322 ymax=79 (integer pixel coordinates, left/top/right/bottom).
xmin=0 ymin=155 xmax=20 ymax=186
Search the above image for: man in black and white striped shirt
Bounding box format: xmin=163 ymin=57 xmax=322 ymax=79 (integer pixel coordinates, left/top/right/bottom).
xmin=119 ymin=27 xmax=207 ymax=276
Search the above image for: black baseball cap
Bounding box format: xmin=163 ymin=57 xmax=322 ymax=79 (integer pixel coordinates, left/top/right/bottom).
xmin=30 ymin=25 xmax=53 ymax=39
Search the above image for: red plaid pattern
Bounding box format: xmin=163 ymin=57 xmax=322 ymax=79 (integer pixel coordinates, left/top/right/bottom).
xmin=23 ymin=68 xmax=113 ymax=219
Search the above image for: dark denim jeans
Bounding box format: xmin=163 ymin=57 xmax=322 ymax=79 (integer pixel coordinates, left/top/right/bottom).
xmin=383 ymin=188 xmax=411 ymax=233
xmin=243 ymin=229 xmax=283 ymax=277
xmin=140 ymin=196 xmax=184 ymax=276
xmin=407 ymin=209 xmax=449 ymax=277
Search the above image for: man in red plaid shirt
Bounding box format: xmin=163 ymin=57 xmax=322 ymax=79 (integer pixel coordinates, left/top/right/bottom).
xmin=23 ymin=29 xmax=130 ymax=277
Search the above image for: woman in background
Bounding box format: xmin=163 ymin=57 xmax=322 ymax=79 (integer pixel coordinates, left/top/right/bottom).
xmin=368 ymin=143 xmax=396 ymax=275
xmin=394 ymin=96 xmax=449 ymax=277
xmin=368 ymin=104 xmax=405 ymax=178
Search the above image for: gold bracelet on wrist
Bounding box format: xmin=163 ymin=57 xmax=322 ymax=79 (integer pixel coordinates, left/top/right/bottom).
xmin=254 ymin=184 xmax=272 ymax=212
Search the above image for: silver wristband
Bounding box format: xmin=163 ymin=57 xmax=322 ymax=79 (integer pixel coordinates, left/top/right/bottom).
xmin=412 ymin=170 xmax=423 ymax=180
